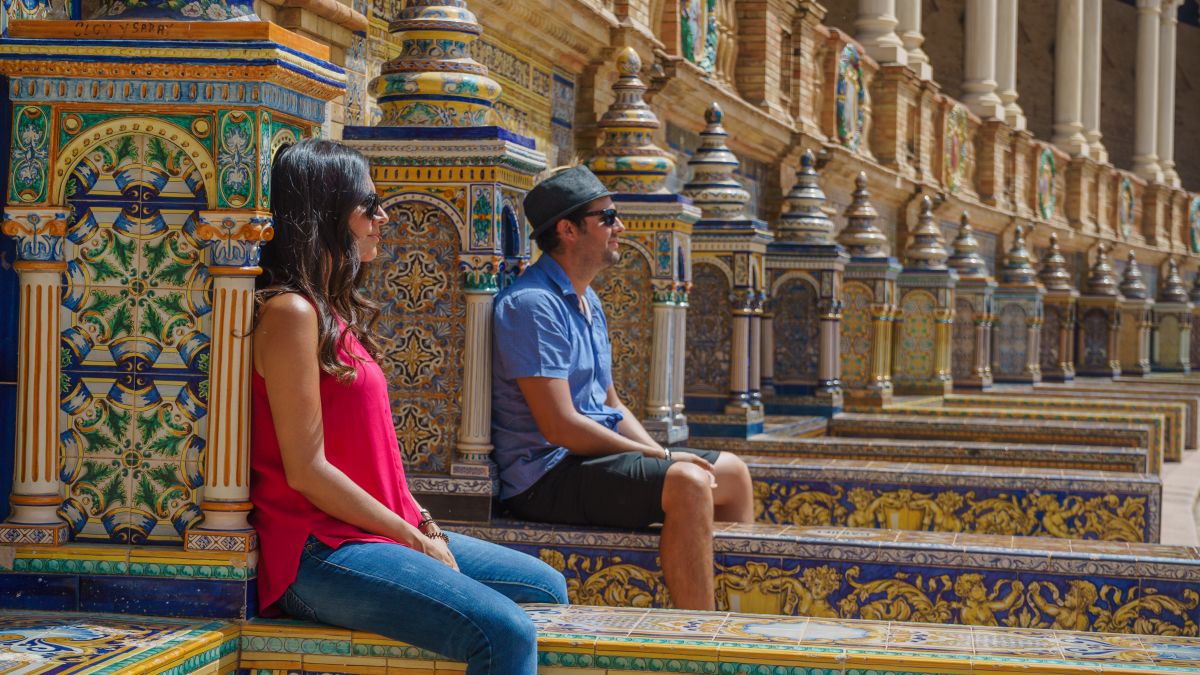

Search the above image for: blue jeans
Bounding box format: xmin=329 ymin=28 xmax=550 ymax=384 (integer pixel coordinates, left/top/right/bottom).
xmin=278 ymin=531 xmax=567 ymax=675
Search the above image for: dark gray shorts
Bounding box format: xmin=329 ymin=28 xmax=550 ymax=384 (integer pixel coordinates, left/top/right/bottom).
xmin=503 ymin=448 xmax=722 ymax=529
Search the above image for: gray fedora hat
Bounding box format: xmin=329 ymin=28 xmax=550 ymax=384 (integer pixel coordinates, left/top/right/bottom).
xmin=524 ymin=166 xmax=613 ymax=237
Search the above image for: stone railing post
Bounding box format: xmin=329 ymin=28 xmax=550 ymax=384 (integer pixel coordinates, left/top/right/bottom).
xmin=453 ymin=257 xmax=501 ymax=477
xmin=186 ymin=210 xmax=273 ymax=552
xmin=0 ymin=206 xmax=70 ymax=545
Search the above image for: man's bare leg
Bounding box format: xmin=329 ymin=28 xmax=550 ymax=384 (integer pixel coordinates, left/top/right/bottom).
xmin=660 ymin=462 xmax=715 ymax=610
xmin=711 ymin=452 xmax=754 ymax=523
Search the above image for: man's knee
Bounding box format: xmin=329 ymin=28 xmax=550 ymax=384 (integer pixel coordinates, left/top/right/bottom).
xmin=663 ymin=463 xmax=714 ymax=510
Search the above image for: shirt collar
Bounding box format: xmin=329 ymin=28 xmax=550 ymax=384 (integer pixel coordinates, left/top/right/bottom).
xmin=534 ymin=254 xmax=579 ymax=300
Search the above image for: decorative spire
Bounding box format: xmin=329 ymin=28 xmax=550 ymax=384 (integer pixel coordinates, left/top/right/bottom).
xmin=584 ymin=47 xmax=676 ymax=194
xmin=1119 ymin=250 xmax=1148 ymax=299
xmin=1038 ymin=232 xmax=1074 ymax=291
xmin=999 ymin=224 xmax=1037 ymax=285
xmin=837 ymin=172 xmax=889 ymax=257
xmin=947 ymin=211 xmax=989 ymax=278
xmin=1160 ymin=258 xmax=1189 ymax=303
xmin=778 ymin=149 xmax=835 ymax=245
xmin=903 ymin=196 xmax=948 ymax=270
xmin=681 ymin=103 xmax=750 ymax=219
xmin=1084 ymin=243 xmax=1119 ymax=296
xmin=372 ymin=1 xmax=503 ymax=127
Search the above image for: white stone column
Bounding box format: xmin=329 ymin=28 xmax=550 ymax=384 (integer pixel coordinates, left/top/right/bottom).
xmin=1053 ymin=0 xmax=1089 ymax=157
xmin=1082 ymin=0 xmax=1106 ymax=162
xmin=895 ymin=0 xmax=932 ymax=80
xmin=189 ymin=210 xmax=274 ymax=551
xmin=760 ymin=312 xmax=776 ymax=397
xmin=646 ymin=297 xmax=675 ymax=422
xmin=855 ymin=0 xmax=909 ymax=65
xmin=962 ymin=0 xmax=1004 ymax=120
xmin=1157 ymin=0 xmax=1181 ymax=187
xmin=748 ymin=306 xmax=763 ymax=408
xmin=671 ymin=293 xmax=687 ymax=423
xmin=1133 ymin=0 xmax=1163 ymax=182
xmin=996 ymin=0 xmax=1026 ymax=130
xmin=818 ymin=299 xmax=842 ymax=391
xmin=726 ymin=291 xmax=752 ymax=411
xmin=0 ymin=206 xmax=70 ymax=545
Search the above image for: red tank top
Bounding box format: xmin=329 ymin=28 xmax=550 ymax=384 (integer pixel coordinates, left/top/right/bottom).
xmin=249 ymin=321 xmax=421 ymax=613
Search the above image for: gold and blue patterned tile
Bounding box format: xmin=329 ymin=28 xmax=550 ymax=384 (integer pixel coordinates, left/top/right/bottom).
xmin=1139 ymin=634 xmax=1200 ymax=668
xmin=969 ymin=626 xmax=1065 ymax=657
xmin=1056 ymin=632 xmax=1152 ymax=663
xmin=626 ymin=610 xmax=728 ymax=640
xmin=798 ymin=619 xmax=890 ymax=647
xmin=713 ymin=614 xmax=808 ymax=645
xmin=525 ymin=604 xmax=649 ymax=638
xmin=885 ymin=622 xmax=975 ymax=653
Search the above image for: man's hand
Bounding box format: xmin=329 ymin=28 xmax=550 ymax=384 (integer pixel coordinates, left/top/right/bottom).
xmin=670 ymin=450 xmax=718 ymax=488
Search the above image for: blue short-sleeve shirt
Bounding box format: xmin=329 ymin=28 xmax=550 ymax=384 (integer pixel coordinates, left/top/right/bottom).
xmin=491 ymin=255 xmax=623 ymax=499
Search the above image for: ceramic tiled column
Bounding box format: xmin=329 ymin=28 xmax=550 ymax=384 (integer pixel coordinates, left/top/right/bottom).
xmin=764 ymin=151 xmax=847 ymax=416
xmin=1037 ymin=233 xmax=1079 ymax=381
xmin=1118 ymin=251 xmax=1154 ymax=376
xmin=187 ymin=211 xmax=273 ymax=552
xmin=683 ymin=103 xmax=771 ymax=439
xmin=0 ymin=206 xmax=70 ymax=545
xmin=893 ymin=196 xmax=956 ymax=395
xmin=838 ymin=174 xmax=899 ymax=408
xmin=947 ymin=213 xmax=996 ymax=389
xmin=1076 ymin=244 xmax=1123 ymax=378
xmin=1153 ymin=258 xmax=1191 ymax=373
xmin=991 ymin=225 xmax=1045 ymax=383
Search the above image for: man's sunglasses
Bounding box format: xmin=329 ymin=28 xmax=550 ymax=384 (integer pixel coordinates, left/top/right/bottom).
xmin=361 ymin=193 xmax=384 ymax=214
xmin=580 ymin=208 xmax=620 ymax=227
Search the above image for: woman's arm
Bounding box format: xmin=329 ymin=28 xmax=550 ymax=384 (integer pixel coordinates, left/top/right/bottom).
xmin=255 ymin=294 xmax=456 ymax=569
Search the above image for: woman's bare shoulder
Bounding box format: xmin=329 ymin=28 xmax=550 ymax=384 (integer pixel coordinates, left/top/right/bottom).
xmin=257 ymin=292 xmax=319 ymax=339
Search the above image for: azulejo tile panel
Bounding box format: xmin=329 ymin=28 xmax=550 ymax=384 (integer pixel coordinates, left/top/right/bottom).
xmin=58 ymin=124 xmax=212 ymax=545
xmin=894 ymin=290 xmax=936 ymax=383
xmin=839 ymin=282 xmax=872 ymax=388
xmin=994 ymin=302 xmax=1030 ymax=376
xmin=364 ymin=193 xmax=466 ymax=474
xmin=951 ymin=296 xmax=976 ymax=381
xmin=772 ymin=278 xmax=819 ymax=385
xmin=750 ymin=464 xmax=1157 ymax=542
xmin=594 ymin=244 xmax=654 ymax=417
xmin=685 ymin=262 xmax=731 ymax=396
xmin=460 ymin=522 xmax=1200 ymax=636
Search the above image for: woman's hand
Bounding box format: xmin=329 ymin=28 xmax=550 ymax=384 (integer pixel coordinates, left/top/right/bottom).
xmin=419 ymin=534 xmax=459 ymax=571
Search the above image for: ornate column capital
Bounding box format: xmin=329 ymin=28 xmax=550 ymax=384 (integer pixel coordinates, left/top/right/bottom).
xmin=2 ymin=205 xmax=67 ymax=268
xmin=196 ymin=210 xmax=273 ymax=272
xmin=460 ymin=254 xmax=501 ymax=293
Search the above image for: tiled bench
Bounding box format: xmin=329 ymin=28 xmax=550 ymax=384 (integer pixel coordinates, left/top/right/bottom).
xmin=746 ymin=455 xmax=1162 ymax=541
xmin=690 ymin=433 xmax=1152 ymax=473
xmin=1032 ymin=379 xmax=1200 ymax=446
xmin=8 ymin=608 xmax=1200 ymax=674
xmin=939 ymin=394 xmax=1190 ymax=460
xmin=829 ymin=412 xmax=1164 ymax=473
xmin=460 ymin=520 xmax=1200 ymax=635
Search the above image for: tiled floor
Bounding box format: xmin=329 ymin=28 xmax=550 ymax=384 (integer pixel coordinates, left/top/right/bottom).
xmin=8 ymin=604 xmax=1200 ymax=673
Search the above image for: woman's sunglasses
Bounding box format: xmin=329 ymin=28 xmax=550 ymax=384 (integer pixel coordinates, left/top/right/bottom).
xmin=580 ymin=208 xmax=620 ymax=227
xmin=361 ymin=193 xmax=384 ymax=214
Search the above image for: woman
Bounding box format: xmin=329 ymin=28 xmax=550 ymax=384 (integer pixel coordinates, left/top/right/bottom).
xmin=249 ymin=139 xmax=567 ymax=675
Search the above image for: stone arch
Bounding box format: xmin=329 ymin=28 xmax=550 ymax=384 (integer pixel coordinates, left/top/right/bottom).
xmin=365 ymin=194 xmax=466 ymax=473
xmin=952 ymin=296 xmax=977 ymax=381
xmin=1040 ymin=304 xmax=1063 ymax=373
xmin=1081 ymin=308 xmax=1110 ymax=368
xmin=594 ymin=242 xmax=654 ymax=416
xmin=894 ymin=289 xmax=937 ymax=383
xmin=772 ymin=274 xmax=820 ymax=389
xmin=840 ymin=281 xmax=874 ymax=388
xmin=994 ymin=303 xmax=1029 ymax=377
xmin=685 ymin=261 xmax=731 ymax=397
xmin=382 ymin=190 xmax=470 ymax=252
xmin=54 ymin=117 xmax=217 ymax=208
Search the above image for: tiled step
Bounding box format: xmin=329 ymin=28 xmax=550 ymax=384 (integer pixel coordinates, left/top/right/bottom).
xmin=746 ymin=455 xmax=1161 ymax=541
xmin=939 ymin=393 xmax=1190 ymax=458
xmin=691 ymin=427 xmax=1151 ymax=473
xmin=1028 ymin=381 xmax=1200 ymax=449
xmin=461 ymin=520 xmax=1200 ymax=636
xmin=829 ymin=411 xmax=1164 ymax=472
xmin=9 ymin=608 xmax=1200 ymax=674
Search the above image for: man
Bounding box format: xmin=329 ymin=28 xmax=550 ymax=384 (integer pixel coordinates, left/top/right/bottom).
xmin=491 ymin=166 xmax=754 ymax=610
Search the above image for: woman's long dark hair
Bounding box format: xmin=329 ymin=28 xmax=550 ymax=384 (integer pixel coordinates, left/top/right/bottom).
xmin=256 ymin=139 xmax=382 ymax=382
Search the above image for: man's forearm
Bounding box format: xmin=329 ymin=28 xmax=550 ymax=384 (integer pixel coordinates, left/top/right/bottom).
xmin=613 ymin=401 xmax=662 ymax=450
xmin=557 ymin=411 xmax=664 ymax=458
